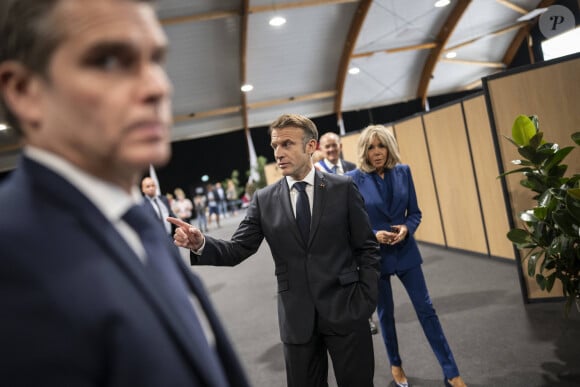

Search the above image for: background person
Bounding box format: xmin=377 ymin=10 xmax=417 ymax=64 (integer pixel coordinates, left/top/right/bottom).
xmin=315 ymin=132 xmax=356 ymax=175
xmin=0 ymin=0 xmax=249 ymax=385
xmin=141 ymin=176 xmax=176 ymax=236
xmin=347 ymin=125 xmax=467 ymax=387
xmin=169 ymin=114 xmax=380 ymax=387
xmin=172 ymin=187 xmax=193 ymax=224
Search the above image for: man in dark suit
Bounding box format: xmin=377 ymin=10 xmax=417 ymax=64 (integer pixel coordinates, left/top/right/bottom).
xmin=315 ymin=132 xmax=356 ymax=175
xmin=141 ymin=176 xmax=176 ymax=236
xmin=169 ymin=114 xmax=380 ymax=387
xmin=0 ymin=1 xmax=249 ymax=386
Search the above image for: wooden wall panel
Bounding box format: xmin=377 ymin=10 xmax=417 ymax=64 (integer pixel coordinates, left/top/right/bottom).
xmin=485 ymin=56 xmax=580 ymax=299
xmin=394 ymin=117 xmax=445 ymax=245
xmin=423 ymin=104 xmax=488 ymax=254
xmin=340 ymin=132 xmax=360 ymax=167
xmin=463 ymin=96 xmax=514 ymax=260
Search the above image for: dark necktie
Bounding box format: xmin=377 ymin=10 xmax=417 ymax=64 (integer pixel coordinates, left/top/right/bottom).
xmin=150 ymin=197 xmax=163 ymax=220
xmin=294 ymin=182 xmax=311 ymax=244
xmin=122 ymin=204 xmax=229 ymax=387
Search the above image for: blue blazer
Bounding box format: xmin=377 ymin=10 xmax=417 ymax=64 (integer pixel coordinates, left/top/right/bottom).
xmin=347 ymin=165 xmax=423 ymax=275
xmin=0 ymin=156 xmax=249 ymax=387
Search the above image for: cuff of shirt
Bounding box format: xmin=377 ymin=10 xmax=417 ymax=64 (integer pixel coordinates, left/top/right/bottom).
xmin=191 ymin=236 xmax=206 ymax=255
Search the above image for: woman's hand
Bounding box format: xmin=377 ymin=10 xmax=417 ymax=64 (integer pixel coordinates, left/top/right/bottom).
xmin=376 ymin=225 xmax=408 ymax=245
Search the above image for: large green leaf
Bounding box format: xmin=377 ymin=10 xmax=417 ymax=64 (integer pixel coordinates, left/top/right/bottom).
xmin=543 ymin=146 xmax=574 ymax=172
xmin=512 ymin=115 xmax=537 ymax=146
xmin=507 ymin=228 xmax=532 ymax=244
xmin=571 ymin=132 xmax=580 ymax=146
xmin=553 ymin=209 xmax=578 ymax=236
xmin=566 ymin=190 xmax=580 ymax=223
xmin=545 ymin=272 xmax=557 ymax=292
xmin=528 ymin=252 xmax=541 ymax=276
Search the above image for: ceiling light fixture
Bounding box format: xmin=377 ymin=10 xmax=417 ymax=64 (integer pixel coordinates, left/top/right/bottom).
xmin=241 ymin=84 xmax=254 ymax=92
xmin=269 ymin=16 xmax=286 ymax=27
xmin=0 ymin=123 xmax=8 ymax=131
xmin=434 ymin=0 xmax=450 ymax=7
xmin=348 ymin=67 xmax=360 ymax=75
xmin=445 ymin=51 xmax=457 ymax=58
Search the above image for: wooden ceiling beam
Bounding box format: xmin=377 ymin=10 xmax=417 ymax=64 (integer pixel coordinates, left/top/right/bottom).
xmin=334 ymin=0 xmax=372 ymax=118
xmin=160 ymin=0 xmax=358 ymax=25
xmin=174 ymin=106 xmax=242 ymax=123
xmin=416 ymin=0 xmax=472 ymax=109
xmin=161 ymin=10 xmax=238 ymax=25
xmin=249 ymin=90 xmax=335 ymax=110
xmin=175 ymin=91 xmax=335 ymax=123
xmin=352 ymin=42 xmax=437 ymax=58
xmin=444 ymin=22 xmax=526 ymax=52
xmin=249 ymin=0 xmax=358 ymax=14
xmin=502 ymin=0 xmax=556 ymax=66
xmin=440 ymin=58 xmax=506 ymax=68
xmin=495 ymin=0 xmax=528 ymax=14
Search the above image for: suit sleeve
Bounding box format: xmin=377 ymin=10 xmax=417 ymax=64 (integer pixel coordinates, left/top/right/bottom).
xmin=190 ymin=191 xmax=265 ymax=266
xmin=404 ymin=165 xmax=422 ymax=236
xmin=346 ymin=179 xmax=380 ymax=304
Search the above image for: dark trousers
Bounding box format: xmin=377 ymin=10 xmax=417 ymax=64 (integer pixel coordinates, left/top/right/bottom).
xmin=283 ymin=313 xmax=374 ymax=387
xmin=377 ymin=265 xmax=460 ymax=379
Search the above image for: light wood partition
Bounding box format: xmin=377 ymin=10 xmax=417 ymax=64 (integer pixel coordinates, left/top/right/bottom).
xmin=463 ymin=96 xmax=514 ymax=259
xmin=394 ymin=117 xmax=445 ymax=246
xmin=340 ymin=132 xmax=360 ymax=167
xmin=423 ymin=104 xmax=488 ymax=254
xmin=484 ymin=54 xmax=580 ymax=300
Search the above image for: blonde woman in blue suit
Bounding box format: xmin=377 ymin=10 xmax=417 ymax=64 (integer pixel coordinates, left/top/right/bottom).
xmin=347 ymin=125 xmax=467 ymax=387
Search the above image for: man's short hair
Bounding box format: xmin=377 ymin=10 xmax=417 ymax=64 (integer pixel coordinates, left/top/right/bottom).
xmin=269 ymin=114 xmax=319 ymax=144
xmin=0 ymin=0 xmax=153 ymax=133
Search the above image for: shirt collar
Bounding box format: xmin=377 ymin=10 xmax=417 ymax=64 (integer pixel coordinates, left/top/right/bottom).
xmin=24 ymin=146 xmax=142 ymax=222
xmin=286 ymin=166 xmax=316 ymax=190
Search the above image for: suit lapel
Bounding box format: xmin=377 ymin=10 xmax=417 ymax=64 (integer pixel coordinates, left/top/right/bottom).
xmin=24 ymin=158 xmax=221 ymax=386
xmin=310 ymin=171 xmax=327 ymax=246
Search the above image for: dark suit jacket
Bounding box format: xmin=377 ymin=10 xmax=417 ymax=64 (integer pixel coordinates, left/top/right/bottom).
xmin=191 ymin=170 xmax=380 ymax=344
xmin=0 ymin=156 xmax=249 ymax=387
xmin=145 ymin=194 xmax=177 ymax=234
xmin=341 ymin=159 xmax=356 ymax=173
xmin=347 ymin=165 xmax=423 ymax=275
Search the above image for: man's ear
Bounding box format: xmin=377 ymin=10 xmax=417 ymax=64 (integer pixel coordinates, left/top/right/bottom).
xmin=0 ymin=61 xmax=44 ymax=131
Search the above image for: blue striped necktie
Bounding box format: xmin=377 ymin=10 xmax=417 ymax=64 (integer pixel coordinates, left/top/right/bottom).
xmin=123 ymin=204 xmax=229 ymax=387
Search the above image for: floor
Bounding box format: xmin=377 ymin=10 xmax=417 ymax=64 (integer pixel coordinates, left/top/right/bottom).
xmin=181 ymin=211 xmax=580 ymax=387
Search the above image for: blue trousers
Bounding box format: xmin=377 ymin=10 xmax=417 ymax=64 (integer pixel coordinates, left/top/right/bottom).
xmin=377 ymin=265 xmax=460 ymax=379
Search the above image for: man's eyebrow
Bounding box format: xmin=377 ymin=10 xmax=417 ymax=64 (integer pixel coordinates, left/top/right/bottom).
xmin=82 ymin=41 xmax=168 ymax=58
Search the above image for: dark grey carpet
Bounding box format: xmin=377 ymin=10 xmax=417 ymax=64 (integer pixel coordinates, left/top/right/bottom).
xmin=182 ymin=211 xmax=580 ymax=387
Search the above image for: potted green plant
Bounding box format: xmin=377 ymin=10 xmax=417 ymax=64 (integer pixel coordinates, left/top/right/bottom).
xmin=500 ymin=115 xmax=580 ymax=315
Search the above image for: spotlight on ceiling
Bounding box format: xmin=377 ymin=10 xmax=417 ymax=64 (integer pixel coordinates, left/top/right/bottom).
xmin=269 ymin=16 xmax=286 ymax=27
xmin=434 ymin=0 xmax=450 ymax=7
xmin=445 ymin=51 xmax=457 ymax=59
xmin=0 ymin=123 xmax=8 ymax=131
xmin=241 ymin=84 xmax=254 ymax=92
xmin=348 ymin=67 xmax=360 ymax=75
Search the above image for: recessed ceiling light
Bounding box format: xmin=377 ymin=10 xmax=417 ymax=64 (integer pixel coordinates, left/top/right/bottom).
xmin=241 ymin=84 xmax=254 ymax=92
xmin=445 ymin=51 xmax=457 ymax=59
xmin=0 ymin=123 xmax=8 ymax=131
xmin=269 ymin=16 xmax=286 ymax=27
xmin=348 ymin=67 xmax=360 ymax=75
xmin=434 ymin=0 xmax=450 ymax=7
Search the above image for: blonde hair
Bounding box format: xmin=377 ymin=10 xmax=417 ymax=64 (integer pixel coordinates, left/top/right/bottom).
xmin=357 ymin=125 xmax=401 ymax=173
